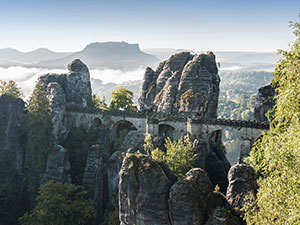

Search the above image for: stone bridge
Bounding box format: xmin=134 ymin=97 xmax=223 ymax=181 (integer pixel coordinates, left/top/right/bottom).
xmin=65 ymin=107 xmax=268 ymax=162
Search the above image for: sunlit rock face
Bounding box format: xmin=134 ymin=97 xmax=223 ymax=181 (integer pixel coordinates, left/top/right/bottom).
xmin=138 ymin=52 xmax=220 ymax=118
xmin=254 ymin=84 xmax=276 ymax=122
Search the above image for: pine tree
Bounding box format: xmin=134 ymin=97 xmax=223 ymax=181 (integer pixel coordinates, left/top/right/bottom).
xmin=27 ymin=81 xmax=54 ymax=201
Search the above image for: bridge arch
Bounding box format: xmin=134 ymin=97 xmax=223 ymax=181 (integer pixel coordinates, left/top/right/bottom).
xmin=91 ymin=117 xmax=102 ymax=128
xmin=158 ymin=123 xmax=175 ymax=138
xmin=80 ymin=115 xmax=88 ymax=128
xmin=110 ymin=120 xmax=138 ymax=142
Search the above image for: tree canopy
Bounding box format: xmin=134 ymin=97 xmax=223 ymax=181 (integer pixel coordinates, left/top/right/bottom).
xmin=0 ymin=80 xmax=23 ymax=98
xmin=149 ymin=135 xmax=196 ymax=178
xmin=27 ymin=81 xmax=54 ymax=199
xmin=19 ymin=181 xmax=95 ymax=225
xmin=243 ymin=16 xmax=300 ymax=224
xmin=109 ymin=87 xmax=135 ymax=111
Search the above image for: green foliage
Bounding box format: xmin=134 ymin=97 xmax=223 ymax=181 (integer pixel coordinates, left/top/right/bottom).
xmin=0 ymin=80 xmax=23 ymax=98
xmin=149 ymin=135 xmax=196 ymax=178
xmin=89 ymin=94 xmax=108 ymax=110
xmin=109 ymin=87 xmax=135 ymax=111
xmin=27 ymin=81 xmax=54 ymax=198
xmin=19 ymin=181 xmax=95 ymax=225
xmin=243 ymin=16 xmax=300 ymax=224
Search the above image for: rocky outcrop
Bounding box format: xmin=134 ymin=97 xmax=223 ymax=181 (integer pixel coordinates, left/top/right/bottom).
xmin=39 ymin=59 xmax=92 ymax=141
xmin=0 ymin=94 xmax=27 ymax=181
xmin=41 ymin=145 xmax=71 ymax=184
xmin=47 ymin=82 xmax=66 ymax=141
xmin=169 ymin=168 xmax=213 ymax=225
xmin=254 ymin=84 xmax=276 ymax=122
xmin=193 ymin=130 xmax=231 ymax=194
xmin=204 ymin=130 xmax=231 ymax=193
xmin=204 ymin=207 xmax=240 ymax=225
xmin=119 ymin=154 xmax=172 ymax=225
xmin=226 ymin=164 xmax=258 ymax=210
xmin=120 ymin=130 xmax=145 ymax=153
xmin=83 ymin=145 xmax=109 ymax=223
xmin=106 ymin=151 xmax=125 ymax=198
xmin=139 ymin=52 xmax=220 ymax=118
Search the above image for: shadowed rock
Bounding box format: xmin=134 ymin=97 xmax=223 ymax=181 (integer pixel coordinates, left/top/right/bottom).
xmin=226 ymin=164 xmax=258 ymax=210
xmin=169 ymin=168 xmax=213 ymax=225
xmin=119 ymin=153 xmax=172 ymax=225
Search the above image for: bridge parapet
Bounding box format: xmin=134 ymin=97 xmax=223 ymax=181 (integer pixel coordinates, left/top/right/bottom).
xmin=201 ymin=118 xmax=269 ymax=129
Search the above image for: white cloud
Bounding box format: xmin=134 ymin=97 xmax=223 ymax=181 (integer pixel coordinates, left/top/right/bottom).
xmin=90 ymin=68 xmax=144 ymax=84
xmin=0 ymin=66 xmax=145 ymax=97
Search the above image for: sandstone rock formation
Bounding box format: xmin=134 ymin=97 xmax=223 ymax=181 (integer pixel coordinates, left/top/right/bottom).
xmin=139 ymin=52 xmax=220 ymax=118
xmin=47 ymin=82 xmax=66 ymax=141
xmin=0 ymin=94 xmax=27 ymax=181
xmin=193 ymin=130 xmax=231 ymax=193
xmin=226 ymin=164 xmax=258 ymax=210
xmin=83 ymin=145 xmax=108 ymax=223
xmin=119 ymin=153 xmax=172 ymax=225
xmin=39 ymin=59 xmax=92 ymax=140
xmin=204 ymin=130 xmax=231 ymax=193
xmin=169 ymin=168 xmax=213 ymax=225
xmin=42 ymin=145 xmax=71 ymax=184
xmin=204 ymin=207 xmax=240 ymax=225
xmin=254 ymin=84 xmax=276 ymax=122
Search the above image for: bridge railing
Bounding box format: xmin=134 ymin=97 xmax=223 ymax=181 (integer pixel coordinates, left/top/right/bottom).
xmin=65 ymin=106 xmax=269 ymax=129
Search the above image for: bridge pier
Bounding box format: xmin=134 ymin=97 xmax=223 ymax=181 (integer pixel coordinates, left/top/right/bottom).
xmin=146 ymin=117 xmax=159 ymax=136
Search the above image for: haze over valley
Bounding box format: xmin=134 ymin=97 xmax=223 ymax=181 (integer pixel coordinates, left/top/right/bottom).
xmin=0 ymin=41 xmax=280 ymax=99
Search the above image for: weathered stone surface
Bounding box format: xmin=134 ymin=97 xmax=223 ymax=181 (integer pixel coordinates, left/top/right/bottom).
xmin=47 ymin=82 xmax=66 ymax=141
xmin=138 ymin=67 xmax=155 ymax=111
xmin=42 ymin=145 xmax=71 ymax=184
xmin=83 ymin=144 xmax=108 ymax=223
xmin=65 ymin=59 xmax=92 ymax=108
xmin=193 ymin=131 xmax=231 ymax=193
xmin=169 ymin=168 xmax=213 ymax=225
xmin=106 ymin=150 xmax=125 ymax=198
xmin=226 ymin=164 xmax=258 ymax=210
xmin=38 ymin=59 xmax=92 ymax=141
xmin=254 ymin=84 xmax=276 ymax=122
xmin=121 ymin=130 xmax=145 ymax=152
xmin=138 ymin=52 xmax=220 ymax=118
xmin=119 ymin=154 xmax=172 ymax=225
xmin=204 ymin=207 xmax=240 ymax=225
xmin=0 ymin=94 xmax=27 ymax=181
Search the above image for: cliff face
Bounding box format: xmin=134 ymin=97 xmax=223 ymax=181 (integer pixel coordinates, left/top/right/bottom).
xmin=0 ymin=94 xmax=27 ymax=181
xmin=39 ymin=59 xmax=92 ymax=141
xmin=254 ymin=84 xmax=276 ymax=122
xmin=139 ymin=52 xmax=220 ymax=118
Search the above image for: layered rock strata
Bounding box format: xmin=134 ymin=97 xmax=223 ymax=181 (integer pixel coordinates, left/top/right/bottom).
xmin=139 ymin=52 xmax=220 ymax=118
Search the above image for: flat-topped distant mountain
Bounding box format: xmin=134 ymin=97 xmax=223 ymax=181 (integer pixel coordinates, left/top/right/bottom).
xmin=37 ymin=42 xmax=160 ymax=71
xmin=0 ymin=48 xmax=72 ymax=66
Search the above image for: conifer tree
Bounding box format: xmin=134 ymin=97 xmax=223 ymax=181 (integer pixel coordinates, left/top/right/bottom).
xmin=0 ymin=80 xmax=23 ymax=98
xmin=27 ymin=81 xmax=54 ymax=200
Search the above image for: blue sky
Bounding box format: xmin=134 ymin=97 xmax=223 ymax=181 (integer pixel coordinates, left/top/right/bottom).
xmin=0 ymin=0 xmax=299 ymax=52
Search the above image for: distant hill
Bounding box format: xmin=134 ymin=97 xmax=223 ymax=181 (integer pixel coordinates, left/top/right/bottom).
xmin=37 ymin=42 xmax=160 ymax=71
xmin=0 ymin=48 xmax=72 ymax=64
xmin=143 ymin=48 xmax=280 ymax=71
